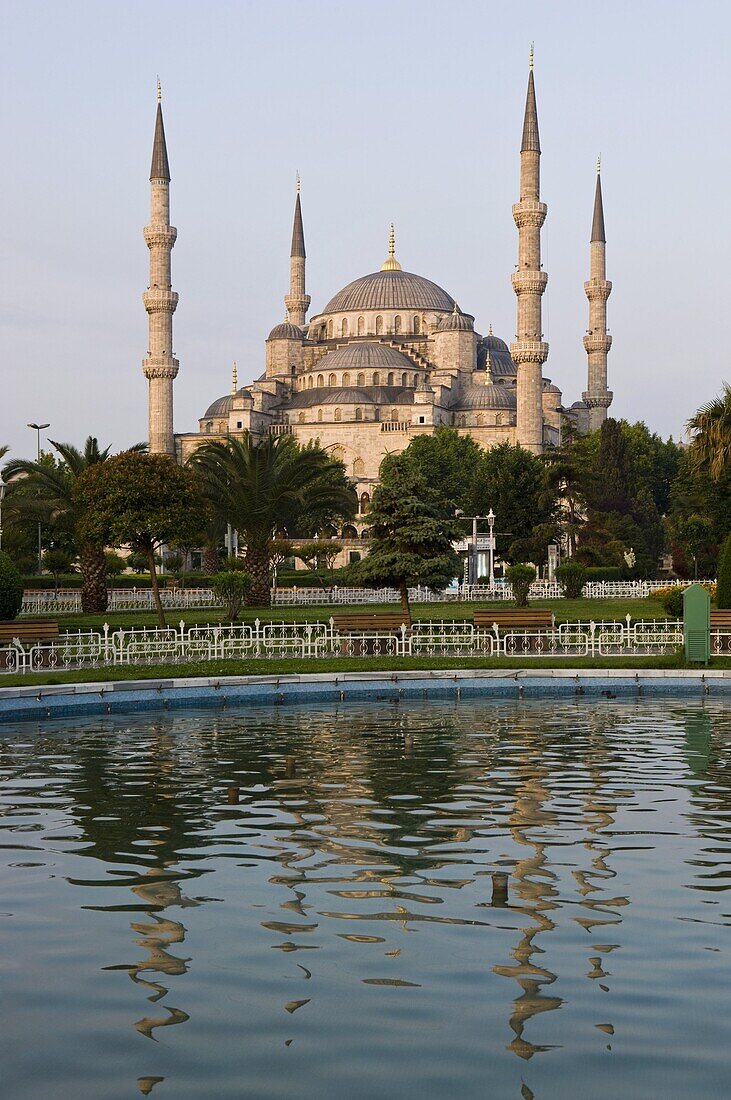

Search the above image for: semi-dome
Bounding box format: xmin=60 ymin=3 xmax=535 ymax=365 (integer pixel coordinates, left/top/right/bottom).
xmin=321 ymin=269 xmax=455 ymax=314
xmin=267 ymin=321 xmax=303 ymax=340
xmin=317 ymin=342 xmax=416 ymax=371
xmin=284 ymin=386 xmax=414 ymax=409
xmin=203 ymin=388 xmax=250 ymax=419
xmin=458 ymin=383 xmax=517 ymax=411
xmin=437 ymin=307 xmax=474 ymax=332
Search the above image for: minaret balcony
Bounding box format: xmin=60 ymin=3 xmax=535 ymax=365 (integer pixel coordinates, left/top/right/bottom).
xmin=144 ymin=225 xmax=177 ymax=248
xmin=511 ymin=270 xmax=548 ymax=295
xmin=142 ymin=356 xmax=179 ymax=380
xmin=582 ymin=391 xmax=613 ymax=409
xmin=510 ymin=340 xmax=549 ymax=363
xmin=143 ymin=289 xmax=179 ymax=313
xmin=583 ymin=334 xmax=612 ymax=354
xmin=584 ymin=279 xmax=612 ymax=300
xmin=512 ymin=200 xmax=547 ymax=228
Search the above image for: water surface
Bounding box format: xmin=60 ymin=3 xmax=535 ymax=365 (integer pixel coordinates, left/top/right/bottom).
xmin=1 ymin=699 xmax=730 ymax=1098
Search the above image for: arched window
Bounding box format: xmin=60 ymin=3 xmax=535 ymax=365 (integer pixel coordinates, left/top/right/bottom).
xmin=391 ymin=409 xmax=398 ymax=422
xmin=401 ymin=372 xmax=408 ymax=387
xmin=476 ymin=414 xmax=483 ymax=426
xmin=355 ymin=408 xmax=363 ymax=421
xmin=298 ymin=412 xmax=305 ymax=423
xmin=343 ymin=372 xmax=350 ymax=386
xmin=353 ymin=458 xmax=365 ymax=477
xmin=317 ymin=374 xmax=324 ymax=387
xmin=334 ymin=408 xmax=341 ymax=422
xmin=308 ymin=375 xmax=313 ymax=389
xmin=372 ymin=372 xmax=380 ymax=386
xmin=374 ymin=408 xmax=380 ymax=421
xmin=394 ymin=315 xmax=402 ymax=334
xmin=360 ymin=529 xmax=369 ymax=540
xmin=357 ymin=316 xmax=365 ymax=336
xmin=357 ymin=372 xmax=365 ymax=386
xmin=360 ymin=492 xmax=370 ymax=513
xmin=413 ymin=315 xmax=420 ymax=334
xmin=495 ymin=412 xmax=503 ymax=426
xmin=329 ymin=373 xmax=336 ymax=387
xmin=413 ymin=374 xmax=418 ymax=387
xmin=341 ymin=317 xmax=348 ymax=337
xmin=317 ymin=409 xmax=323 ymax=422
xmin=342 ymin=524 xmax=358 ymax=540
xmin=206 ymin=421 xmax=213 ymax=432
xmin=327 ymin=320 xmax=333 ymax=338
xmin=375 ymin=315 xmax=383 ymax=335
xmin=387 ymin=372 xmax=394 ymax=385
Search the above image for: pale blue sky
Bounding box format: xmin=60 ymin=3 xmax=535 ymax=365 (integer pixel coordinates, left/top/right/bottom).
xmin=1 ymin=0 xmax=729 ymax=459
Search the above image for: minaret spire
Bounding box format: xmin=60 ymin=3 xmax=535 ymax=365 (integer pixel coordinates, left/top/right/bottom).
xmin=511 ymin=52 xmax=548 ymax=454
xmin=582 ymin=161 xmax=613 ymax=428
xmin=142 ymin=84 xmax=179 ymax=456
xmin=285 ymin=175 xmax=310 ymax=326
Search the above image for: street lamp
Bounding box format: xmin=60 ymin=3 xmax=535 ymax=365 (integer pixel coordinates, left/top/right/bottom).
xmin=27 ymin=422 xmax=50 ymax=574
xmin=487 ymin=508 xmax=495 ymax=585
xmin=0 ymin=472 xmax=5 ymax=553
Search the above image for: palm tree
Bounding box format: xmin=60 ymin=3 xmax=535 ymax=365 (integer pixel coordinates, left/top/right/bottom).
xmin=3 ymin=437 xmax=145 ymax=612
xmin=687 ymin=383 xmax=731 ymax=482
xmin=190 ymin=434 xmax=357 ymax=607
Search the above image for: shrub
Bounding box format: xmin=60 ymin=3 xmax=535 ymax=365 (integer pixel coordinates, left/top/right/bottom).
xmin=212 ymin=571 xmax=251 ymax=620
xmin=555 ymin=561 xmax=587 ymax=599
xmin=104 ymin=551 xmax=127 ymax=576
xmin=717 ymin=534 xmax=731 ymax=610
xmin=0 ymin=552 xmax=24 ymax=620
xmin=506 ymin=563 xmax=536 ymax=608
xmin=651 ymin=582 xmax=718 ymax=617
xmin=584 ymin=566 xmax=622 ymax=581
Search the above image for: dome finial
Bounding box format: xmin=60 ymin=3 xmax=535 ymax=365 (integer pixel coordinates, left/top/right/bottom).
xmin=488 ymin=322 xmax=493 ymax=335
xmin=597 ymin=154 xmax=601 ymax=175
xmin=453 ymin=302 xmax=459 ymax=316
xmin=485 ymin=349 xmax=492 ymax=382
xmin=157 ymin=76 xmax=162 ymax=103
xmin=381 ymin=223 xmax=402 ymax=271
xmin=529 ymin=42 xmax=534 ymax=71
xmin=231 ymin=361 xmax=238 ymax=395
xmin=296 ymin=171 xmax=300 ymax=194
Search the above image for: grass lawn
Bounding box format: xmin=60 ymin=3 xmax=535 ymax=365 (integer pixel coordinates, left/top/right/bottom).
xmin=1 ymin=651 xmax=729 ymax=689
xmin=22 ymin=597 xmax=670 ymax=633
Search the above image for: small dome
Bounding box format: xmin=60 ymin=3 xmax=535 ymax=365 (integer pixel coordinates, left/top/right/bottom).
xmin=321 ymin=269 xmax=455 ymax=314
xmin=477 ymin=333 xmax=516 ymax=378
xmin=267 ymin=321 xmax=303 ymax=341
xmin=482 ymin=332 xmax=510 ymax=354
xmin=458 ymin=383 xmax=517 ymax=411
xmin=285 ymin=385 xmax=414 ymax=409
xmin=543 ymin=381 xmax=561 ymax=395
xmin=317 ymin=342 xmax=416 ymax=372
xmin=437 ymin=307 xmax=474 ymax=332
xmin=203 ymin=388 xmax=250 ymax=419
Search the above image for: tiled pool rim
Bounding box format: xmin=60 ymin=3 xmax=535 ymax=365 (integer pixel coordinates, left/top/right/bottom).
xmin=0 ymin=668 xmax=729 ymax=722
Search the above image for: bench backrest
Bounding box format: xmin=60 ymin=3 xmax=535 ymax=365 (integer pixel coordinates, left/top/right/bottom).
xmin=711 ymin=610 xmax=731 ymax=626
xmin=473 ymin=609 xmax=553 ymax=628
xmin=0 ymin=620 xmax=60 ymax=642
xmin=332 ymin=613 xmax=411 ymax=631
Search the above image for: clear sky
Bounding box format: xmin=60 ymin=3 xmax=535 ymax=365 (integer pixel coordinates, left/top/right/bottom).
xmin=1 ymin=0 xmax=729 ymax=460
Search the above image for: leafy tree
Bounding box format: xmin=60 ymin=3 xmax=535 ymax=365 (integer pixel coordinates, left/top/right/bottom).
xmin=687 ymin=383 xmax=731 ymax=482
xmin=3 ymin=437 xmax=145 ymax=612
xmin=42 ymin=548 xmax=74 ymax=591
xmin=0 ymin=551 xmax=23 ymax=620
xmin=506 ymin=563 xmax=536 ymax=608
xmin=104 ymin=551 xmax=127 ymax=577
xmin=386 ymin=428 xmax=484 ymax=512
xmin=717 ymin=534 xmax=731 ymax=610
xmin=666 ymin=451 xmax=731 ymax=577
xmin=468 ymin=442 xmax=558 ymax=563
xmin=295 ymin=540 xmax=343 ymax=591
xmin=190 ymin=434 xmax=356 ymax=607
xmin=541 ymin=419 xmax=588 ymax=558
xmin=75 ymin=452 xmax=208 ymax=627
xmin=350 ymin=456 xmax=461 ymax=617
xmin=211 ymin=571 xmax=251 ymax=621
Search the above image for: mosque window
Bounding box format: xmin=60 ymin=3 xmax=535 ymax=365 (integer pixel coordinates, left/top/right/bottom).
xmin=387 ymin=372 xmax=394 ymax=385
xmin=357 ymin=373 xmax=365 ymax=387
xmin=327 ymin=320 xmax=333 ymax=338
xmin=374 ymin=408 xmax=380 ymax=421
xmin=317 ymin=409 xmax=323 ymax=422
xmin=343 ymin=372 xmax=350 ymax=386
xmin=334 ymin=408 xmax=341 ymax=422
xmin=237 ymin=421 xmax=243 ymax=429
xmin=360 ymin=492 xmax=370 ymax=513
xmin=394 ymin=315 xmax=402 ymax=334
xmin=391 ymin=409 xmax=398 ymax=422
xmin=317 ymin=374 xmax=324 ymax=387
xmin=298 ymin=412 xmax=305 ymax=423
xmin=355 ymin=408 xmax=363 ymax=421
xmin=341 ymin=318 xmax=348 ymax=337
xmin=375 ymin=315 xmax=383 ymax=335
xmin=372 ymin=372 xmax=380 ymax=385
xmin=413 ymin=315 xmax=420 ymax=334
xmin=308 ymin=376 xmax=313 ymax=389
xmin=329 ymin=373 xmax=336 ymax=387
xmin=206 ymin=421 xmax=213 ymax=432
xmin=357 ymin=316 xmax=365 ymax=336
xmin=353 ymin=458 xmax=365 ymax=477
xmin=401 ymin=372 xmax=408 ymax=387
xmin=476 ymin=415 xmax=483 ymax=426
xmin=496 ymin=413 xmax=502 ymax=426
xmin=413 ymin=374 xmax=418 ymax=387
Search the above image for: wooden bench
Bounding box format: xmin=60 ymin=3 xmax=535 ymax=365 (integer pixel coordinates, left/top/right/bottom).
xmin=473 ymin=609 xmax=554 ymax=631
xmin=332 ymin=612 xmax=411 ymax=633
xmin=0 ymin=620 xmax=60 ymax=645
xmin=711 ymin=611 xmax=731 ymax=628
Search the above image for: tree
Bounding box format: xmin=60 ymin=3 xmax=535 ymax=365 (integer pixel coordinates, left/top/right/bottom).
xmin=687 ymin=383 xmax=731 ymax=482
xmin=387 ymin=428 xmax=484 ymax=512
xmin=468 ymin=442 xmax=558 ymax=563
xmin=717 ymin=534 xmax=731 ymax=610
xmin=506 ymin=563 xmax=536 ymax=607
xmin=667 ymin=450 xmax=731 ymax=577
xmin=295 ymin=540 xmax=343 ymax=591
xmin=0 ymin=551 xmax=23 ymax=620
xmin=350 ymin=456 xmax=461 ymax=617
xmin=43 ymin=548 xmax=74 ymax=592
xmin=211 ymin=571 xmax=251 ymax=621
xmin=3 ymin=437 xmax=145 ymax=612
xmin=555 ymin=561 xmax=587 ymax=599
xmin=75 ymin=452 xmax=209 ymax=627
xmin=190 ymin=434 xmax=356 ymax=607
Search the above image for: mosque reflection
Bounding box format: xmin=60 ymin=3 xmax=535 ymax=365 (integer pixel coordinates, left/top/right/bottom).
xmin=17 ymin=696 xmax=724 ymax=1080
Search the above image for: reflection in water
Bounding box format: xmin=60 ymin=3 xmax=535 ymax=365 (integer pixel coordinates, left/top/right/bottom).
xmin=1 ymin=699 xmax=731 ymax=1100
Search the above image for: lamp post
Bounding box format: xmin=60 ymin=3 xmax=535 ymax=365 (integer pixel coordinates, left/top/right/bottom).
xmin=0 ymin=472 xmax=5 ymax=553
xmin=27 ymin=422 xmax=50 ymax=575
xmin=487 ymin=508 xmax=495 ymax=585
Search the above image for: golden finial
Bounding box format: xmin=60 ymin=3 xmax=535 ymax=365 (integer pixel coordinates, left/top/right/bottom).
xmin=488 ymin=323 xmax=493 ymax=336
xmin=157 ymin=77 xmax=162 ymax=103
xmin=485 ymin=349 xmax=492 ymax=381
xmin=231 ymin=361 xmax=238 ymax=394
xmin=529 ymin=43 xmax=534 ymax=71
xmin=296 ymin=171 xmax=300 ymax=194
xmin=453 ymin=302 xmax=459 ymax=316
xmin=381 ymin=223 xmax=402 ymax=272
xmin=597 ymin=154 xmax=601 ymax=175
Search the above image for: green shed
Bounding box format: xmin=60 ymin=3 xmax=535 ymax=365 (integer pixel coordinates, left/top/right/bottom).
xmin=683 ymin=583 xmax=710 ymax=665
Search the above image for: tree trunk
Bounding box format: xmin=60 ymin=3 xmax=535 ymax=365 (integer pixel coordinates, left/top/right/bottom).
xmin=80 ymin=543 xmax=108 ymax=613
xmin=202 ymin=544 xmax=219 ymax=575
xmin=245 ymin=545 xmax=271 ymax=608
xmin=399 ymin=581 xmax=411 ymax=619
xmin=147 ymin=544 xmax=167 ymax=628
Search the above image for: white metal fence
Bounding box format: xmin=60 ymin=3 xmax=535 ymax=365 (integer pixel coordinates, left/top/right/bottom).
xmin=2 ymin=616 xmax=729 ymax=676
xmin=20 ymin=579 xmax=713 ymax=616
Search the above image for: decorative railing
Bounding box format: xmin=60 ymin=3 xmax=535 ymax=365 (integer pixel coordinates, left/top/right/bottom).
xmin=2 ymin=615 xmax=728 ymax=676
xmin=19 ymin=579 xmax=715 ymax=616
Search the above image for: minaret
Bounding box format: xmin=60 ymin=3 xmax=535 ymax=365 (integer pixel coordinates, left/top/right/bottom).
xmin=142 ymin=81 xmax=179 ymax=456
xmin=284 ymin=175 xmax=310 ymax=327
xmin=511 ymin=48 xmax=548 ymax=454
xmin=582 ymin=159 xmax=613 ymax=429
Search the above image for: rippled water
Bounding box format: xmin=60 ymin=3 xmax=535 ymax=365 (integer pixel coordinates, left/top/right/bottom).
xmin=1 ymin=699 xmax=731 ymax=1098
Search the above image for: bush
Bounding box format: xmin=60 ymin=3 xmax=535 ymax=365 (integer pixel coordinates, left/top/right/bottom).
xmin=651 ymin=582 xmax=717 ymax=617
xmin=584 ymin=566 xmax=623 ymax=581
xmin=555 ymin=561 xmax=587 ymax=599
xmin=717 ymin=534 xmax=731 ymax=610
xmin=506 ymin=563 xmax=536 ymax=608
xmin=0 ymin=552 xmax=24 ymax=620
xmin=211 ymin=571 xmax=251 ymax=620
xmin=104 ymin=551 xmax=127 ymax=576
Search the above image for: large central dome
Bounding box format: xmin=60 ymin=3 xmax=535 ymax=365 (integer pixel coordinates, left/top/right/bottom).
xmin=322 ymin=269 xmax=455 ymax=314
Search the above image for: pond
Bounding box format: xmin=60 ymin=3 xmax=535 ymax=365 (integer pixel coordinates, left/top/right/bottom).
xmin=0 ymin=698 xmax=730 ymax=1099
